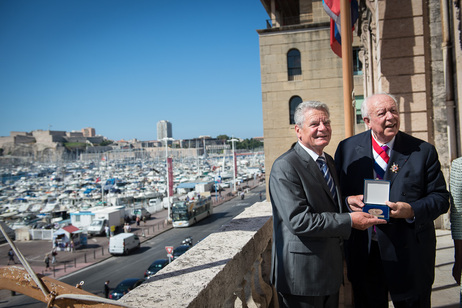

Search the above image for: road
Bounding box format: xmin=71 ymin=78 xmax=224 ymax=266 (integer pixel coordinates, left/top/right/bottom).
xmin=0 ymin=186 xmax=266 ymax=307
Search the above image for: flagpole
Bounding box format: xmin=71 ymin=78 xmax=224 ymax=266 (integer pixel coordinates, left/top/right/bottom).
xmin=340 ymin=0 xmax=354 ymax=138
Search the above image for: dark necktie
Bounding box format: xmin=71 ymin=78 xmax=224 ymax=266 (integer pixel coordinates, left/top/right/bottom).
xmin=316 ymin=156 xmax=336 ymax=199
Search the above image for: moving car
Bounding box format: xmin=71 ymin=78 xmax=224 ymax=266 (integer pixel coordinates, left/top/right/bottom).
xmin=109 ymin=278 xmax=145 ymax=300
xmin=144 ymin=259 xmax=169 ymax=278
xmin=108 ymin=233 xmax=140 ymax=255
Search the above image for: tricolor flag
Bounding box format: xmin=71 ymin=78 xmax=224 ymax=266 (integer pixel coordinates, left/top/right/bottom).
xmin=323 ymin=0 xmax=359 ymax=57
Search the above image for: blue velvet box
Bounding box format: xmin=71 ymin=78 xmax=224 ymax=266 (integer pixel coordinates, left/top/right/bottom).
xmin=362 ymin=179 xmax=390 ymax=221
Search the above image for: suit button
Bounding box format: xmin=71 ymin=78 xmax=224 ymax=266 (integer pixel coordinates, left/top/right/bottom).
xmin=402 ymin=192 xmax=406 ymax=196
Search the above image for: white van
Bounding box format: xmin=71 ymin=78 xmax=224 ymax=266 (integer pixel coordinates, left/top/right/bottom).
xmin=108 ymin=233 xmax=140 ymax=255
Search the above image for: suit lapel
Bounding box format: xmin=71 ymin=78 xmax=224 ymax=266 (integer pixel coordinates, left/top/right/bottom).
xmin=326 ymin=155 xmax=343 ymax=212
xmin=294 ymin=143 xmax=325 ymax=185
xmin=356 ymin=131 xmax=375 ymax=180
xmin=385 ymin=132 xmax=410 ymax=183
xmin=294 ymin=144 xmax=338 ymax=211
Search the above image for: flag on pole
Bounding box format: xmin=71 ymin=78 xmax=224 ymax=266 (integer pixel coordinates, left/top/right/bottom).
xmin=323 ymin=0 xmax=359 ymax=57
xmin=167 ymin=157 xmax=174 ymax=197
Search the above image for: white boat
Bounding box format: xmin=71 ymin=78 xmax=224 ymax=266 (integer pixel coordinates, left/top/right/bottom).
xmin=40 ymin=202 xmax=60 ymax=213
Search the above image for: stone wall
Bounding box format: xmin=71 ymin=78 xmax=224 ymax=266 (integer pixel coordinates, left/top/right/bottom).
xmin=67 ymin=131 xmax=84 ymax=137
xmin=32 ymin=130 xmax=65 ymax=145
xmin=120 ymin=201 xmax=274 ymax=307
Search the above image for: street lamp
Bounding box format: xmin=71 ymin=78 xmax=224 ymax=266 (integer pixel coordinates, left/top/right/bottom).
xmin=162 ymin=137 xmax=175 ymax=222
xmin=227 ymin=137 xmax=238 ymax=192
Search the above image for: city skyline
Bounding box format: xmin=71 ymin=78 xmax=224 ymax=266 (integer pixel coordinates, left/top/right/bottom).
xmin=1 ymin=126 xmax=262 ymax=143
xmin=0 ymin=1 xmax=268 ymax=141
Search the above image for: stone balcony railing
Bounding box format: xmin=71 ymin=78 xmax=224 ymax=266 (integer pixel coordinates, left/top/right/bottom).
xmin=120 ymin=200 xmax=358 ymax=307
xmin=120 ymin=201 xmax=275 ymax=307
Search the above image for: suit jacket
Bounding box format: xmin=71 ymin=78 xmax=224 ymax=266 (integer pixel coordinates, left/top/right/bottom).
xmin=334 ymin=130 xmax=450 ymax=301
xmin=269 ymin=142 xmax=352 ymax=297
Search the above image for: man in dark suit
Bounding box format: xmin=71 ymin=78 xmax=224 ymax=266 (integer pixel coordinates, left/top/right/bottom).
xmin=335 ymin=93 xmax=450 ymax=308
xmin=269 ymin=101 xmax=386 ymax=308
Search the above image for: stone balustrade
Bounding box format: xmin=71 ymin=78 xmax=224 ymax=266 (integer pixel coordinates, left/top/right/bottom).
xmin=120 ymin=201 xmax=275 ymax=307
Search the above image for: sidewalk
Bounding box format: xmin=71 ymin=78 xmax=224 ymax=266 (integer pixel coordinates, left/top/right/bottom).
xmin=430 ymin=229 xmax=459 ymax=308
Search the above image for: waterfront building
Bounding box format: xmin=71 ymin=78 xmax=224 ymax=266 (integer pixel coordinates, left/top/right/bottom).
xmin=157 ymin=120 xmax=172 ymax=141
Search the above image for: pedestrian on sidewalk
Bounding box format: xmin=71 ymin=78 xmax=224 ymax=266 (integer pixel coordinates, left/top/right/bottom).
xmin=105 ymin=225 xmax=110 ymax=238
xmin=44 ymin=254 xmax=50 ymax=271
xmin=7 ymin=249 xmax=15 ymax=265
xmin=104 ymin=280 xmax=110 ymax=298
xmin=136 ymin=216 xmax=140 ymax=227
xmin=51 ymin=249 xmax=57 ymax=264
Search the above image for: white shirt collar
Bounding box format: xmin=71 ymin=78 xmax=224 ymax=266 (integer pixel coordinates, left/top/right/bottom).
xmin=297 ymin=141 xmax=324 ymax=162
xmin=371 ymin=131 xmax=395 ymax=150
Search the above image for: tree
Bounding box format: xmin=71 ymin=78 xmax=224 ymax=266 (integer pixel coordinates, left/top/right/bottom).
xmin=100 ymin=140 xmax=114 ymax=146
xmin=216 ymin=135 xmax=229 ymax=141
xmin=236 ymin=138 xmax=263 ymax=150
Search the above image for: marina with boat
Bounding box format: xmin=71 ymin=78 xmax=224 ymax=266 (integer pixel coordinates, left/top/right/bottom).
xmin=0 ymin=150 xmax=265 ymax=245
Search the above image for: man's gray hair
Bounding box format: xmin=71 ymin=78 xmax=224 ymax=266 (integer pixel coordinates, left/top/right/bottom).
xmin=294 ymin=101 xmax=330 ymax=126
xmin=361 ymin=93 xmax=398 ymax=118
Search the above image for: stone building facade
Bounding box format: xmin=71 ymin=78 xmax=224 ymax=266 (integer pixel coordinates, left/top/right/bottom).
xmin=258 ymin=0 xmax=362 ymax=178
xmin=258 ymin=0 xmax=462 ymax=191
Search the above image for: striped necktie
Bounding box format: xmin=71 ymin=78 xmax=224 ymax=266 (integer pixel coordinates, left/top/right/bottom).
xmin=316 ymin=156 xmax=337 ymax=199
xmin=372 ymin=139 xmax=390 ymax=179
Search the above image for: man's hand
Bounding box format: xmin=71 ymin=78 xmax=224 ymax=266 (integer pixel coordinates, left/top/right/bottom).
xmin=347 ymin=195 xmax=364 ymax=212
xmin=386 ymin=201 xmax=415 ymax=219
xmin=350 ymin=212 xmax=387 ymax=230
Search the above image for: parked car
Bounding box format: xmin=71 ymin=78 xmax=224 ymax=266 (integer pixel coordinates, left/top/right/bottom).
xmin=144 ymin=259 xmax=169 ymax=278
xmin=173 ymin=244 xmax=191 ymax=260
xmin=109 ymin=278 xmax=145 ymax=300
xmin=131 ymin=207 xmax=151 ymax=221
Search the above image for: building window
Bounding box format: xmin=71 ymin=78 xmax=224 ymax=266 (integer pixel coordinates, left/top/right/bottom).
xmin=287 ymin=49 xmax=302 ymax=81
xmin=289 ymin=96 xmax=303 ymax=124
xmin=355 ymin=96 xmax=364 ymax=124
xmin=353 ymin=48 xmax=363 ymax=75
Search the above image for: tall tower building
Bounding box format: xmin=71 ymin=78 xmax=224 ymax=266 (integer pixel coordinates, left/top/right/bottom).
xmin=157 ymin=120 xmax=172 ymax=140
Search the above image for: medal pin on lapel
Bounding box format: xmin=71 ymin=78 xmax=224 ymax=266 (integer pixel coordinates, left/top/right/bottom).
xmin=390 ymin=162 xmax=399 ymax=173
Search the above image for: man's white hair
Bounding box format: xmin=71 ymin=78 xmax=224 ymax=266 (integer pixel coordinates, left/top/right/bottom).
xmin=294 ymin=101 xmax=330 ymax=126
xmin=361 ymin=93 xmax=398 ymax=119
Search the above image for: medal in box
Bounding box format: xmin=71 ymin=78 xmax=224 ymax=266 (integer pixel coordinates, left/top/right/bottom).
xmin=362 ymin=179 xmax=390 ymax=221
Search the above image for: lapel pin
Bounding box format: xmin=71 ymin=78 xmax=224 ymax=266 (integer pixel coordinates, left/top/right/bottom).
xmin=390 ymin=162 xmax=399 ymax=173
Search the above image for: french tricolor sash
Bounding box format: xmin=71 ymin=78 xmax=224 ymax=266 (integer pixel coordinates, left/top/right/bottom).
xmin=372 ymin=137 xmax=389 ymax=179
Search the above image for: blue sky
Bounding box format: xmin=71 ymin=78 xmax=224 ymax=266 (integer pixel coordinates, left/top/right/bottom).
xmin=0 ymin=1 xmax=268 ymax=141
